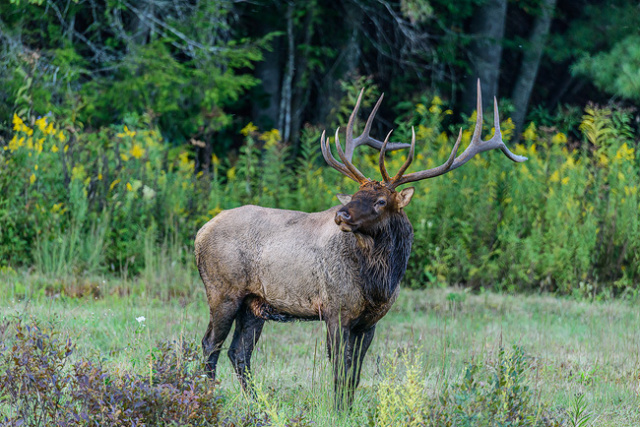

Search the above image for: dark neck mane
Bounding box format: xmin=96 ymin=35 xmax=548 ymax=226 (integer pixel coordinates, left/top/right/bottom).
xmin=353 ymin=213 xmax=413 ymax=304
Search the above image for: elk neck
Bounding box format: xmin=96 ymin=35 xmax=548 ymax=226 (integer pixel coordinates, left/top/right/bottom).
xmin=351 ymin=212 xmax=413 ymax=305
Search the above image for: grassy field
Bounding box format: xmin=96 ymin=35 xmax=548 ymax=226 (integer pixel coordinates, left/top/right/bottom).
xmin=2 ymin=273 xmax=639 ymax=426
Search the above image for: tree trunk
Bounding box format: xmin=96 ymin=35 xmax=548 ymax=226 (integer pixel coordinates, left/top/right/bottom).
xmin=252 ymin=42 xmax=282 ymax=130
xmin=315 ymin=1 xmax=362 ymax=126
xmin=462 ymin=0 xmax=507 ymax=113
xmin=278 ymin=3 xmax=295 ymax=143
xmin=511 ymin=0 xmax=557 ymax=139
xmin=289 ymin=1 xmax=317 ymax=152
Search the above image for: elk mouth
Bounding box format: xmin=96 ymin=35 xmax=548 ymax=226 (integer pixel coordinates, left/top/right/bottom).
xmin=335 ymin=215 xmax=358 ymax=232
xmin=338 ymin=222 xmax=357 ymax=232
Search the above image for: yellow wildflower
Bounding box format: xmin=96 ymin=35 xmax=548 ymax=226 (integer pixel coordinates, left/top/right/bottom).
xmin=259 ymin=129 xmax=281 ymax=148
xmin=598 ymin=153 xmax=609 ymax=167
xmin=415 ymin=103 xmax=427 ymax=116
xmin=117 ymin=125 xmax=136 ymax=138
xmin=444 ymin=109 xmax=453 ymax=115
xmin=126 ymin=182 xmax=133 ymax=191
xmin=64 ymin=145 xmax=69 ymax=153
xmin=45 ymin=122 xmax=55 ymax=135
xmin=98 ymin=173 xmax=103 ymax=181
xmin=30 ymin=173 xmax=36 ymax=185
xmin=549 ymin=170 xmax=560 ymax=183
xmin=564 ymin=156 xmax=575 ymax=169
xmin=416 ymin=125 xmax=433 ymax=140
xmin=240 ymin=122 xmax=258 ymax=137
xmin=51 ymin=145 xmax=59 ymax=153
xmin=71 ymin=165 xmax=86 ymax=181
xmin=35 ymin=116 xmax=47 ymax=132
xmin=52 ymin=203 xmax=63 ymax=213
xmin=12 ymin=114 xmax=24 ymax=131
xmin=522 ymin=123 xmax=537 ymax=141
xmin=429 ymin=104 xmax=441 ymax=114
xmin=130 ymin=144 xmax=145 ymax=159
xmin=551 ymin=132 xmax=567 ymax=145
xmin=431 ymin=95 xmax=443 ymax=106
xmin=461 ymin=129 xmax=472 ymax=146
xmin=227 ymin=166 xmax=237 ymax=180
xmin=501 ymin=117 xmax=515 ymax=140
xmin=212 ymin=153 xmax=220 ymax=166
xmin=178 ymin=151 xmax=189 ymax=165
xmin=614 ymin=143 xmax=634 ymax=162
xmin=109 ymin=179 xmax=121 ymax=191
xmin=36 ymin=138 xmax=44 ymax=153
xmin=58 ymin=131 xmax=66 ymax=143
xmin=34 ymin=165 xmax=38 ymax=171
xmin=561 ymin=176 xmax=570 ymax=185
xmin=120 ymin=153 xmax=129 ymax=161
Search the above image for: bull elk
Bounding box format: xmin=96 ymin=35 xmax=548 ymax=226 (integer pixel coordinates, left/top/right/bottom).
xmin=195 ymin=80 xmax=526 ymax=407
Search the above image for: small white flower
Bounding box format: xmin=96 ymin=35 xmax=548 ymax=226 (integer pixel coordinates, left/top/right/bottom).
xmin=427 ymin=221 xmax=433 ymax=228
xmin=136 ymin=316 xmax=146 ymax=323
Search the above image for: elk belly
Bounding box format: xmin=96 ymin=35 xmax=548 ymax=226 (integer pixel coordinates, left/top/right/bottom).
xmin=255 ymin=240 xmax=327 ymax=320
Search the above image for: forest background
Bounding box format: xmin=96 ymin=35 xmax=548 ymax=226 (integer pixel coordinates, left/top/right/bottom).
xmin=2 ymin=0 xmax=640 ymax=297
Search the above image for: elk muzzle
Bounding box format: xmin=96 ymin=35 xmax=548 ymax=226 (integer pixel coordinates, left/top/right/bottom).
xmin=335 ymin=208 xmax=357 ymax=232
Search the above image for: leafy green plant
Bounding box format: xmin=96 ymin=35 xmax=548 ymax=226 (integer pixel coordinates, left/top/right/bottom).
xmin=3 ymin=98 xmax=640 ymax=297
xmin=567 ymin=393 xmax=593 ymax=427
xmin=372 ymin=346 xmax=561 ymax=427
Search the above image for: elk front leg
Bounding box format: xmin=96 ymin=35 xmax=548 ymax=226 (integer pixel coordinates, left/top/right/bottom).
xmin=350 ymin=326 xmax=376 ymax=392
xmin=326 ymin=321 xmax=376 ymax=410
xmin=228 ymin=299 xmax=265 ymax=392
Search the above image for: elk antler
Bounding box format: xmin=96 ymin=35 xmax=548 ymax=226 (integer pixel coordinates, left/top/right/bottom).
xmin=344 ymin=89 xmax=412 ymax=162
xmin=383 ymin=79 xmax=528 ymax=189
xmin=321 ymin=89 xmax=411 ymax=184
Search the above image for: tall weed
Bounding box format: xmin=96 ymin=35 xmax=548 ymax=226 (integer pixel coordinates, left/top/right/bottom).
xmin=2 ymin=100 xmax=640 ymax=295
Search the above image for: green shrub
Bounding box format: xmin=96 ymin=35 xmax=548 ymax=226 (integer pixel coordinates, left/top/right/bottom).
xmin=2 ymin=98 xmax=640 ymax=295
xmin=372 ymin=346 xmax=562 ymax=427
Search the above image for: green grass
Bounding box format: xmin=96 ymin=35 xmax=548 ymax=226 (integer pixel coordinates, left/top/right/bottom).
xmin=2 ymin=273 xmax=639 ymax=426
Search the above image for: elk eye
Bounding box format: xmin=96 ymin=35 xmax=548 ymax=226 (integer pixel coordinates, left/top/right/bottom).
xmin=376 ymin=199 xmax=386 ymax=207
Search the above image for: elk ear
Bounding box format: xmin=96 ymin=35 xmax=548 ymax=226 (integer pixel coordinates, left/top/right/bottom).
xmin=397 ymin=187 xmax=415 ymax=208
xmin=336 ymin=194 xmax=352 ymax=205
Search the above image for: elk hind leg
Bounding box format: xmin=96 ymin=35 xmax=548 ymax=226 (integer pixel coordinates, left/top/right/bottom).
xmin=202 ymin=295 xmax=243 ymax=381
xmin=228 ymin=298 xmax=265 ymax=391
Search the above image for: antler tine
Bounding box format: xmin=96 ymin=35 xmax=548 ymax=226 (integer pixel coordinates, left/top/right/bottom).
xmin=391 ymin=126 xmax=416 ymax=181
xmin=492 ymin=96 xmax=528 ymax=162
xmin=346 ymin=92 xmax=411 ymax=162
xmin=389 ymin=128 xmax=462 ymax=188
xmin=320 ymin=130 xmax=358 ymax=181
xmin=471 ymin=79 xmax=483 ymax=144
xmin=386 ymin=79 xmax=527 ymax=188
xmin=447 ymin=81 xmax=527 ymax=169
xmin=378 ymin=129 xmax=394 ymax=183
xmin=335 ymin=128 xmax=368 ymax=183
xmin=345 ymin=88 xmax=365 ymax=156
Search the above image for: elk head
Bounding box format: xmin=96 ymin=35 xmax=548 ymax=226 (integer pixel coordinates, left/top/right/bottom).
xmin=322 ymin=80 xmax=527 ymax=234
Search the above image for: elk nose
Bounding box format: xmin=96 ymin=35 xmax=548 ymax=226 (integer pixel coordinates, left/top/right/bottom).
xmin=335 ymin=210 xmax=351 ymax=224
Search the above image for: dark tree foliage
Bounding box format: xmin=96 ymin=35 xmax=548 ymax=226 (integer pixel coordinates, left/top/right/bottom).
xmin=1 ymin=0 xmax=638 ymax=155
